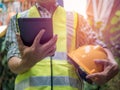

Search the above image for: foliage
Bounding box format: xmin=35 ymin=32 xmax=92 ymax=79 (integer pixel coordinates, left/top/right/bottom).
xmin=0 ymin=36 xmax=16 ymax=90
xmin=84 ymin=81 xmax=100 ymax=90
xmin=107 ymin=12 xmax=120 ymax=56
xmin=111 ymin=10 xmax=120 ymax=25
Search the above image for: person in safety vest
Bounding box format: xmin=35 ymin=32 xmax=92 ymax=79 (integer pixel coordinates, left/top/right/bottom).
xmin=5 ymin=0 xmax=119 ymax=90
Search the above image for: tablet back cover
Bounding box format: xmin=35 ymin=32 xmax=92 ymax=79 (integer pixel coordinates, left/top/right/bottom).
xmin=18 ymin=18 xmax=53 ymax=46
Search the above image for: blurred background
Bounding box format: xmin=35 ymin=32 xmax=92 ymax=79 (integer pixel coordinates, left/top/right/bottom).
xmin=0 ymin=0 xmax=120 ymax=90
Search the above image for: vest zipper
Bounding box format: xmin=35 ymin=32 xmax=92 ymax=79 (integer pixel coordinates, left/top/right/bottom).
xmin=50 ymin=57 xmax=53 ymax=90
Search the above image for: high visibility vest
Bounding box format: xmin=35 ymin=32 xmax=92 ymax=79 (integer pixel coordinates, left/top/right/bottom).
xmin=15 ymin=5 xmax=83 ymax=90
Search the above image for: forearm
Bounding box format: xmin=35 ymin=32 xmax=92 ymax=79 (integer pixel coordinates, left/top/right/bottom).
xmin=8 ymin=57 xmax=35 ymax=74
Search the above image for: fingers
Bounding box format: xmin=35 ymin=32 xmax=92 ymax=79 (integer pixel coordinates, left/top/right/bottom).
xmin=94 ymin=59 xmax=111 ymax=68
xmin=86 ymin=73 xmax=100 ymax=80
xmin=86 ymin=60 xmax=109 ymax=84
xmin=86 ymin=73 xmax=105 ymax=85
xmin=47 ymin=47 xmax=56 ymax=56
xmin=41 ymin=35 xmax=57 ymax=57
xmin=32 ymin=29 xmax=45 ymax=47
xmin=94 ymin=59 xmax=109 ymax=64
xmin=31 ymin=31 xmax=57 ymax=59
xmin=86 ymin=60 xmax=118 ymax=85
xmin=94 ymin=59 xmax=113 ymax=75
xmin=43 ymin=35 xmax=58 ymax=50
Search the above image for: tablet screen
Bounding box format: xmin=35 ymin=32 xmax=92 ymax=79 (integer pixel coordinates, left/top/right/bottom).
xmin=18 ymin=18 xmax=53 ymax=46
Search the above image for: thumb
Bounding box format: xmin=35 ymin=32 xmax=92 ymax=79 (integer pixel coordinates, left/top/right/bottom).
xmin=94 ymin=59 xmax=112 ymax=72
xmin=32 ymin=29 xmax=45 ymax=46
xmin=94 ymin=59 xmax=109 ymax=66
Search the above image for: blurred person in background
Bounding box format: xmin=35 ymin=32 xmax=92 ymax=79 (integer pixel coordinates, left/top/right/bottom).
xmin=0 ymin=0 xmax=7 ymax=12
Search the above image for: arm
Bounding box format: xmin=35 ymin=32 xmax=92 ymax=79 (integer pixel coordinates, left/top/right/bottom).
xmin=8 ymin=57 xmax=32 ymax=74
xmin=6 ymin=16 xmax=57 ymax=74
xmin=77 ymin=15 xmax=119 ymax=85
xmin=76 ymin=15 xmax=106 ymax=47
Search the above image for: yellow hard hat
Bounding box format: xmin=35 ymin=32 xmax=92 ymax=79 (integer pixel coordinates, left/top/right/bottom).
xmin=68 ymin=45 xmax=108 ymax=74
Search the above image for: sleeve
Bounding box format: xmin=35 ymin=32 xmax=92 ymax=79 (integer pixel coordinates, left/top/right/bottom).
xmin=76 ymin=14 xmax=106 ymax=48
xmin=5 ymin=15 xmax=21 ymax=60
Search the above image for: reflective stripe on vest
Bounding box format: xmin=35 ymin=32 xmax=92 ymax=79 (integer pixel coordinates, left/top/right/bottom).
xmin=15 ymin=76 xmax=82 ymax=90
xmin=15 ymin=5 xmax=83 ymax=90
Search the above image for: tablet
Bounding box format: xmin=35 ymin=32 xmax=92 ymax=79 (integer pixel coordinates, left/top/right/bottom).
xmin=18 ymin=18 xmax=53 ymax=46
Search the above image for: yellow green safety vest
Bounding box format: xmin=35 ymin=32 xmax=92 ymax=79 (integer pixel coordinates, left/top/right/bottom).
xmin=15 ymin=5 xmax=83 ymax=90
